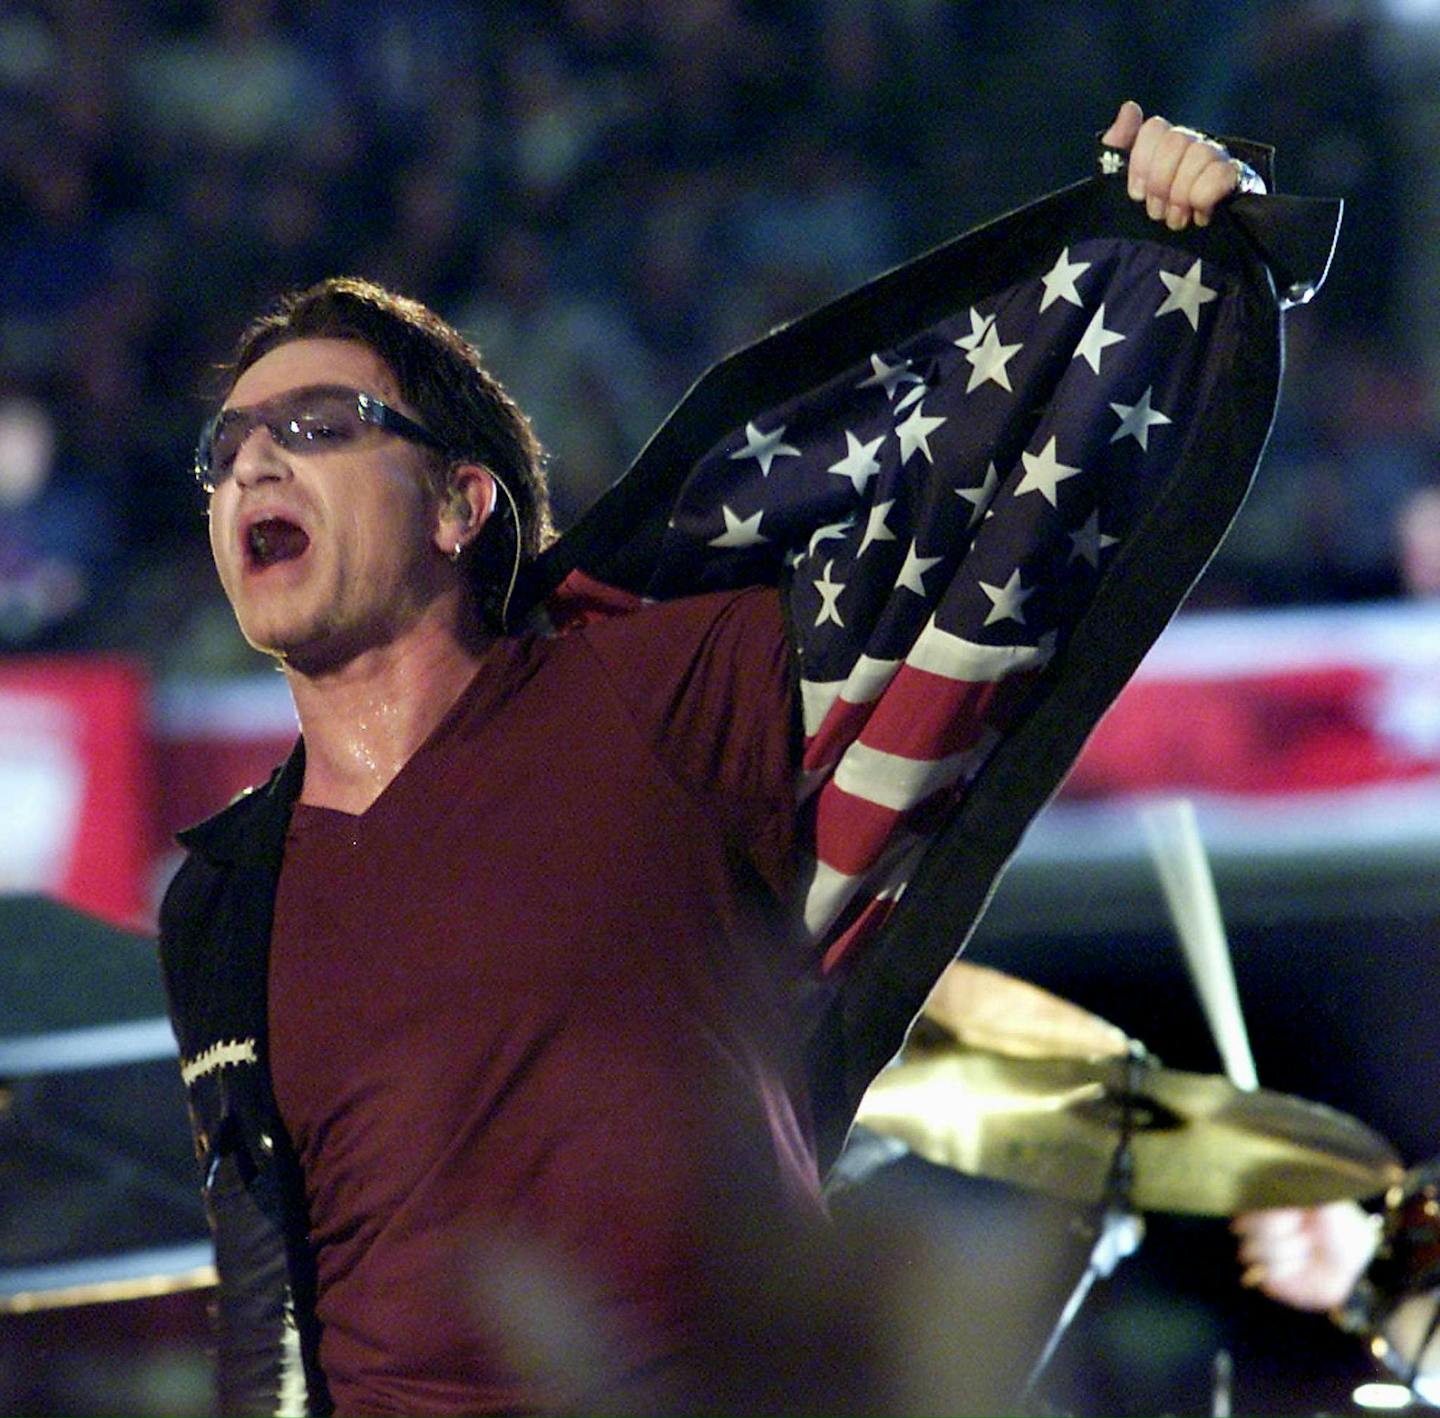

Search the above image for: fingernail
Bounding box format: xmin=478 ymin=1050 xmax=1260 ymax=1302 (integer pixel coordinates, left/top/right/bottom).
xmin=1146 ymin=194 xmax=1164 ymax=221
xmin=1194 ymin=210 xmax=1210 ymax=227
xmin=1129 ymin=178 xmax=1144 ymax=201
xmin=1166 ymin=205 xmax=1186 ymax=230
xmin=1240 ymin=1263 xmax=1267 ymax=1288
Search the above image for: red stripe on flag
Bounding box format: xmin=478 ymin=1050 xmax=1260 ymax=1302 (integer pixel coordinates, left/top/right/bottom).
xmin=851 ymin=663 xmax=1039 ymax=761
xmin=803 ymin=694 xmax=874 ymax=774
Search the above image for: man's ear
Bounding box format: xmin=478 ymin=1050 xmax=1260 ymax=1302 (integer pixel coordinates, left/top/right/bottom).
xmin=435 ymin=462 xmax=496 ymax=559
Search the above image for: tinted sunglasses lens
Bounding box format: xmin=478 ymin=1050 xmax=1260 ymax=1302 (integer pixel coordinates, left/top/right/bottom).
xmin=194 ymin=422 xmax=214 ymax=483
xmin=205 ymin=409 xmax=253 ymax=480
xmin=197 ymin=391 xmax=372 ymax=485
xmin=274 ymin=390 xmax=368 ymax=451
xmin=195 ymin=410 xmax=242 ymax=485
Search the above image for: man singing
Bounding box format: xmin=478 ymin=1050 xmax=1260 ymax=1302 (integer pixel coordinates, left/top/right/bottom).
xmin=161 ymin=104 xmax=1268 ymax=1414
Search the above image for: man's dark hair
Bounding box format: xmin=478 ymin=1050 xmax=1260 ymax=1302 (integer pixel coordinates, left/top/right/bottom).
xmin=227 ymin=276 xmax=552 ymax=631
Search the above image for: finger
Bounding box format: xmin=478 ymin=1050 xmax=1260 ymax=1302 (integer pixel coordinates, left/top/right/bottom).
xmin=1141 ymin=123 xmax=1198 ymax=222
xmin=1126 ymin=115 xmax=1175 ymax=209
xmin=1235 ymin=1227 xmax=1306 ymax=1270
xmin=1260 ymin=1233 xmax=1315 ymax=1275
xmin=1236 ymin=1236 xmax=1267 ymax=1267
xmin=1167 ymin=140 xmax=1231 ymax=229
xmin=1101 ymin=99 xmax=1144 ymax=152
xmin=1188 ymin=157 xmax=1242 ymax=227
xmin=1250 ymin=1268 xmax=1339 ymax=1312
xmin=1232 ymin=1207 xmax=1304 ymax=1240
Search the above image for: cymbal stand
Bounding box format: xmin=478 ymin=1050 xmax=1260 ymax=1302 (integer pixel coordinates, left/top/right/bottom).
xmin=1019 ymin=1043 xmax=1149 ymax=1414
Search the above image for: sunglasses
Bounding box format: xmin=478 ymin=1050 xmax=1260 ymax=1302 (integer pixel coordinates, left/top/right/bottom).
xmin=194 ymin=384 xmax=448 ymax=490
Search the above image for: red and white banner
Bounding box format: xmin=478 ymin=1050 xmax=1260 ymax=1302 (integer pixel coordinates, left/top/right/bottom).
xmin=8 ymin=600 xmax=1440 ymax=925
xmin=0 ymin=657 xmax=155 ymax=926
xmin=1065 ymin=601 xmax=1440 ymax=799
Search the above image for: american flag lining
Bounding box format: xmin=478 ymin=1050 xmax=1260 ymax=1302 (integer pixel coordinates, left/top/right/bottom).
xmin=635 ymin=235 xmax=1239 ymax=976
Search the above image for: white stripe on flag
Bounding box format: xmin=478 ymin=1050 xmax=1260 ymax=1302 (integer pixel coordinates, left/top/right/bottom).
xmin=834 ymin=741 xmax=977 ymax=813
xmin=799 ymin=654 xmax=902 ymax=737
xmin=846 ymin=653 xmax=902 ymax=704
xmin=800 ymin=679 xmax=845 ymax=738
xmin=907 ymin=618 xmax=1052 ymax=682
xmin=802 ymin=833 xmax=926 ymax=939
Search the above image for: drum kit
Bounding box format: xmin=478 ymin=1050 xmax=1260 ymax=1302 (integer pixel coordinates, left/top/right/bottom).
xmin=0 ymin=799 xmax=1432 ymax=1412
xmin=853 ymin=956 xmax=1405 ymax=1408
xmin=846 ymin=801 xmax=1425 ymax=1412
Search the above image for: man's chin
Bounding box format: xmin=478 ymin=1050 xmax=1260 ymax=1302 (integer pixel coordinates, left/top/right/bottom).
xmin=237 ymin=617 xmax=335 ymax=672
xmin=248 ymin=623 xmax=383 ymax=680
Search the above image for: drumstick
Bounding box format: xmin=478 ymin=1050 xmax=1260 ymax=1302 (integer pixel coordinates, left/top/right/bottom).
xmin=1139 ymin=797 xmax=1259 ymax=1091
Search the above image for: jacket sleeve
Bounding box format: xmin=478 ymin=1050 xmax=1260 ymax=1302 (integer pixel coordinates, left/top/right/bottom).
xmin=520 ymin=141 xmax=1341 ymax=1164
xmin=158 ymin=765 xmax=330 ymax=1416
xmin=204 ymin=1151 xmax=316 ymax=1417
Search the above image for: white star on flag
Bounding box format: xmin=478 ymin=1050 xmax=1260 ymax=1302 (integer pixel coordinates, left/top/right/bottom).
xmin=964 ymin=319 xmax=1023 ymax=393
xmin=858 ymin=353 xmax=922 ymax=401
xmin=1155 ymin=260 xmax=1217 ymax=330
xmin=1069 ymin=509 xmax=1120 ymax=567
xmin=955 ymin=462 xmax=1000 ymax=528
xmin=896 ymin=400 xmax=947 ymax=465
xmin=893 ymin=380 xmax=928 ymax=414
xmin=953 ymin=307 xmax=994 ymax=351
xmin=1109 ymin=386 xmax=1172 ymax=450
xmin=1015 ymin=436 xmax=1083 ymax=507
xmin=858 ymin=499 xmax=897 ymax=555
xmin=1100 ymin=150 xmax=1125 ymax=175
xmin=807 ymin=517 xmax=855 ymax=559
xmin=1073 ymin=304 xmax=1126 ymax=374
xmin=729 ymin=420 xmax=801 ymax=476
xmin=980 ymin=567 xmax=1035 ymax=625
xmin=708 ymin=505 xmax=767 ymax=548
xmin=896 ymin=540 xmax=943 ymax=596
xmin=828 ymin=429 xmax=885 ymax=495
xmin=1039 ymin=247 xmax=1091 ymax=311
xmin=813 ymin=559 xmax=846 ymax=627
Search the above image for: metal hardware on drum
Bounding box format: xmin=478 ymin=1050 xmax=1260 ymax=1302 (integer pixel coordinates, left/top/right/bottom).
xmin=1019 ymin=1041 xmax=1150 ymax=1412
xmin=1342 ymin=1158 xmax=1440 ymax=1399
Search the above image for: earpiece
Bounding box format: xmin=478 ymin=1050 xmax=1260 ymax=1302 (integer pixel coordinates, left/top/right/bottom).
xmin=444 ymin=465 xmax=522 ymax=631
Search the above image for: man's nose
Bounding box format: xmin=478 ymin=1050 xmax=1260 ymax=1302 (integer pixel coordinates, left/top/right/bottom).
xmin=231 ymin=424 xmax=293 ymax=486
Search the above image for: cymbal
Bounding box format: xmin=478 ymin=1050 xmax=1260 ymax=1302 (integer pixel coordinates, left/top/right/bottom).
xmin=920 ymin=961 xmax=1131 ymax=1061
xmin=855 ymin=1045 xmax=1404 ymax=1216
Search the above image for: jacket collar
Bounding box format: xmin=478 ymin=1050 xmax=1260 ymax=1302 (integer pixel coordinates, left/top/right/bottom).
xmin=177 ymin=741 xmax=306 ymax=865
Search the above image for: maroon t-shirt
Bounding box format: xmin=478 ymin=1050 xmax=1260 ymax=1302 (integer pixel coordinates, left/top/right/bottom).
xmin=269 ymin=588 xmax=823 ymax=1414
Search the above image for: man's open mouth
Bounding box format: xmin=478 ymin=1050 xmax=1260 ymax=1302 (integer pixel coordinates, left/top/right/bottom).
xmin=247 ymin=518 xmax=311 ymax=570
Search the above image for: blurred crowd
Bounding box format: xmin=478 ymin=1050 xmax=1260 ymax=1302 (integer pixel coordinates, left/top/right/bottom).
xmin=2 ymin=0 xmax=1439 ymax=675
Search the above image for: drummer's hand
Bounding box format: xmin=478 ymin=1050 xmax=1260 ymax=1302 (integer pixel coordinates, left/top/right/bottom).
xmin=1231 ymin=1202 xmax=1380 ymax=1312
xmin=1101 ymin=100 xmax=1250 ymax=229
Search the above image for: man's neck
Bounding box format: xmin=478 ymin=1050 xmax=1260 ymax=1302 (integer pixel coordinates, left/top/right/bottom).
xmin=286 ymin=614 xmax=491 ymax=815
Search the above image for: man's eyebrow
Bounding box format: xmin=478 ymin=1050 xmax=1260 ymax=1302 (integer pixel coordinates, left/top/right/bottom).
xmin=219 ymin=383 xmax=369 ymax=413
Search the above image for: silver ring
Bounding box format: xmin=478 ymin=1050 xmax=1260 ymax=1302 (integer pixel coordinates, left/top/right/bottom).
xmin=1228 ymin=156 xmax=1267 ymax=195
